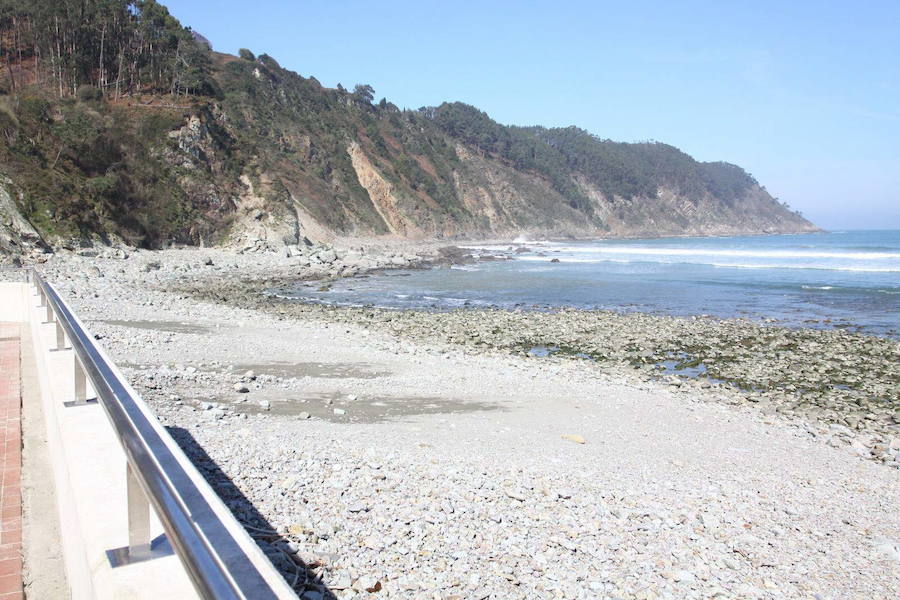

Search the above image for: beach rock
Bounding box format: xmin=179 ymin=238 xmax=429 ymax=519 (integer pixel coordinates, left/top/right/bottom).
xmin=317 ymin=249 xmax=337 ymax=264
xmin=353 ymin=576 xmax=381 ymax=593
xmin=505 ymin=489 xmax=527 ymax=502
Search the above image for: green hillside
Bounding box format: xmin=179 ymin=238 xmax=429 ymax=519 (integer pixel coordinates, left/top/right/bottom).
xmin=0 ymin=0 xmax=816 ymax=251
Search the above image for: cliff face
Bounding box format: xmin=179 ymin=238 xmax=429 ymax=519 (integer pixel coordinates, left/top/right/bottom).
xmin=0 ymin=26 xmax=817 ymax=256
xmin=0 ymin=176 xmax=46 ymax=256
xmin=575 ymin=178 xmax=815 ymax=238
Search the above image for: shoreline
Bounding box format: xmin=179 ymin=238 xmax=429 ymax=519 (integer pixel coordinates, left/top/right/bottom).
xmin=269 ymin=281 xmax=893 ymax=341
xmin=326 ymin=231 xmax=896 ymax=340
xmin=181 ymin=273 xmax=899 ymax=464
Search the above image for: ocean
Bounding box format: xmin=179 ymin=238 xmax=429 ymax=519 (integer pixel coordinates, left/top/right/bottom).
xmin=282 ymin=230 xmax=900 ymax=338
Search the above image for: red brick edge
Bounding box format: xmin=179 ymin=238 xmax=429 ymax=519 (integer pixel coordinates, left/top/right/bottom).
xmin=0 ymin=324 xmax=22 ymax=600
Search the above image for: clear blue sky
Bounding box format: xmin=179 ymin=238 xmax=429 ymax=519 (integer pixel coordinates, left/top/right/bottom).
xmin=163 ymin=0 xmax=899 ymax=230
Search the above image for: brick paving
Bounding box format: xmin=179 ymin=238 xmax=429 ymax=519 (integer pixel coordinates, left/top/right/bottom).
xmin=0 ymin=324 xmax=21 ymax=600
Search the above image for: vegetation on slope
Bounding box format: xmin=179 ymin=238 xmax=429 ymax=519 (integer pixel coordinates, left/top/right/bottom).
xmin=428 ymin=102 xmax=766 ymax=210
xmin=0 ymin=0 xmax=230 ymax=245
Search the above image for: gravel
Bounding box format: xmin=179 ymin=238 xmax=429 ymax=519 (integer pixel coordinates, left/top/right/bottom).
xmin=30 ymin=244 xmax=900 ymax=599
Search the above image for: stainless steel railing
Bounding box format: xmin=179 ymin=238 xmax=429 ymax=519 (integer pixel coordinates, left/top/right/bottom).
xmin=20 ymin=268 xmax=294 ymax=599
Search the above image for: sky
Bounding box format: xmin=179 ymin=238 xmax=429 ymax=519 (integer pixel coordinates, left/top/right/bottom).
xmin=162 ymin=0 xmax=900 ymax=230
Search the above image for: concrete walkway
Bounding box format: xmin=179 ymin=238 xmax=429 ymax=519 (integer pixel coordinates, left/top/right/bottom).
xmin=0 ymin=323 xmax=22 ymax=600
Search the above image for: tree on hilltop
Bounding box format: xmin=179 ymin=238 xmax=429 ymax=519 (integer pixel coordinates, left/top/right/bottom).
xmin=352 ymin=83 xmax=374 ymax=104
xmin=0 ymin=0 xmax=215 ymax=98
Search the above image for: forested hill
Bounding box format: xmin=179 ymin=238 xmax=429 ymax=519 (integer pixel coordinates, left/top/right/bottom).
xmin=0 ymin=0 xmax=817 ymax=254
xmin=428 ymin=103 xmax=768 ymax=212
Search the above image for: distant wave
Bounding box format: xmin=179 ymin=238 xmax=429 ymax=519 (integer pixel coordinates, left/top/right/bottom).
xmin=709 ymin=263 xmax=900 ymax=272
xmin=518 ymin=256 xmax=637 ymax=264
xmin=460 ymin=243 xmax=548 ymax=251
xmin=544 ymin=246 xmax=900 ymax=260
xmin=516 ymin=255 xmax=900 ymax=272
xmin=800 ymin=285 xmax=900 ymax=295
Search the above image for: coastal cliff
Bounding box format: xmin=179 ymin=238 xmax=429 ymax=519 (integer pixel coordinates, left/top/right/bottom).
xmin=0 ymin=1 xmax=817 ymax=256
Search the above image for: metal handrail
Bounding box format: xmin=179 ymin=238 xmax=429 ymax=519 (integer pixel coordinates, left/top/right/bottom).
xmin=22 ymin=268 xmax=292 ymax=599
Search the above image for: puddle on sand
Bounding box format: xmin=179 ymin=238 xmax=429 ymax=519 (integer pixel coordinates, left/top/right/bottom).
xmin=528 ymin=346 xmax=594 ymax=360
xmin=229 ymin=362 xmax=390 ymax=380
xmin=101 ymin=319 xmax=217 ymax=335
xmin=528 ymin=346 xmax=560 ymax=358
xmin=229 ymin=391 xmax=501 ymax=424
xmin=653 ymin=353 xmax=730 ymax=385
xmin=656 ymin=359 xmax=710 ymax=378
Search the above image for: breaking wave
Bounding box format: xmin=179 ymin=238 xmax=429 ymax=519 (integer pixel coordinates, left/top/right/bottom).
xmin=515 ymin=255 xmax=900 ymax=272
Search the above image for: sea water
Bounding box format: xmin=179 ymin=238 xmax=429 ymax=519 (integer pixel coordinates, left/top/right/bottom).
xmin=283 ymin=230 xmax=900 ymax=338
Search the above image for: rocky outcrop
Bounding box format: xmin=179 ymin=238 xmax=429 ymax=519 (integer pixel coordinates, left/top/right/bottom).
xmin=450 ymin=144 xmax=595 ymax=236
xmin=575 ymin=177 xmax=817 ymax=238
xmin=0 ymin=176 xmax=46 ymax=261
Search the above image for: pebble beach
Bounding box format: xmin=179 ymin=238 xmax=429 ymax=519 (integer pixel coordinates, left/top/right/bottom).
xmin=35 ymin=241 xmax=900 ymax=600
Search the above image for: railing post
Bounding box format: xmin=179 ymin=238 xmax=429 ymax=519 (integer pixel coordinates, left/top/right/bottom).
xmin=127 ymin=463 xmax=151 ymax=558
xmin=66 ymin=356 xmax=97 ymax=407
xmin=44 ymin=302 xmax=54 ymax=324
xmin=106 ymin=463 xmax=168 ymax=568
xmin=55 ymin=321 xmax=67 ymax=351
xmin=74 ymin=357 xmax=86 ymax=403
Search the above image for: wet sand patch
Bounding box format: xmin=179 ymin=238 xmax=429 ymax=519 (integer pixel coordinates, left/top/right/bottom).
xmin=227 ymin=361 xmax=390 ymax=380
xmin=100 ymin=319 xmax=219 ymax=335
xmin=227 ymin=391 xmax=500 ymax=423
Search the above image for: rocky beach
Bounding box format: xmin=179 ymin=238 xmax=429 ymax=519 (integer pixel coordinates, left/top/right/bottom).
xmin=31 ymin=241 xmax=900 ymax=600
xmin=1 ymin=3 xmax=897 ymax=599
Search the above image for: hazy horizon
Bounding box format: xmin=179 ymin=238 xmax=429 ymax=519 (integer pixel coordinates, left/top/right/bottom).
xmin=163 ymin=0 xmax=899 ymax=230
